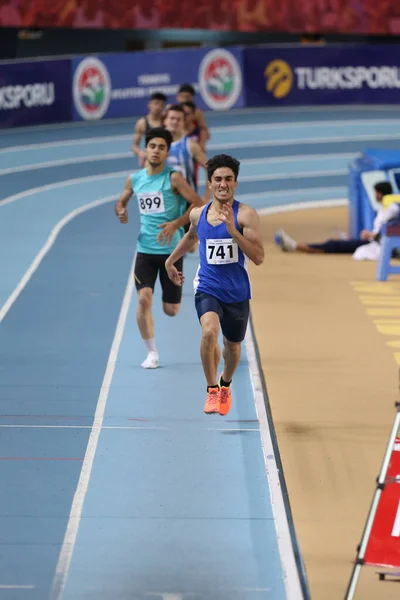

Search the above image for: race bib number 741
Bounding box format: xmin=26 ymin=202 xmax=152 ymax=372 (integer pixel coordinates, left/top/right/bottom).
xmin=137 ymin=191 xmax=165 ymax=215
xmin=206 ymin=238 xmax=239 ymax=265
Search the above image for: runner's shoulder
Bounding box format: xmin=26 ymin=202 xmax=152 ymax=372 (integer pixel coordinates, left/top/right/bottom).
xmin=190 ymin=205 xmax=205 ymax=225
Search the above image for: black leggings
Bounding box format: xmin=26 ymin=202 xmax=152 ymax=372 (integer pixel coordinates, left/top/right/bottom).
xmin=307 ymin=239 xmax=370 ymax=254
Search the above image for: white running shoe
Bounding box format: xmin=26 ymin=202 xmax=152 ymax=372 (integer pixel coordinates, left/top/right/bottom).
xmin=274 ymin=228 xmax=297 ymax=252
xmin=141 ymin=351 xmax=159 ymax=369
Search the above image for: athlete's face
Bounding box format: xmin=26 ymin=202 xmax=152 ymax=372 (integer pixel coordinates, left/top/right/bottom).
xmin=164 ymin=110 xmax=185 ymax=134
xmin=209 ymin=167 xmax=238 ymax=203
xmin=148 ymin=99 xmax=165 ymax=118
xmin=183 ymin=106 xmax=195 ymax=127
xmin=146 ymin=138 xmax=169 ymax=166
xmin=177 ymin=91 xmax=193 ymax=103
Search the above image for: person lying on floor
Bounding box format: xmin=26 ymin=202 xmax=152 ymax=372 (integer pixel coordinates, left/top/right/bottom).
xmin=275 ymin=182 xmax=397 ymax=260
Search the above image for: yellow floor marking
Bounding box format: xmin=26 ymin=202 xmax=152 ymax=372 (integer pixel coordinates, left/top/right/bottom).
xmin=367 ymin=309 xmax=400 ymax=316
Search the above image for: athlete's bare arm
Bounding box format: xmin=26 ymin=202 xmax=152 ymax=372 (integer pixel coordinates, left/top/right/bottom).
xmin=165 ymin=208 xmax=203 ymax=285
xmin=132 ymin=118 xmax=147 ymax=165
xmin=188 ymin=139 xmax=208 ymax=168
xmin=115 ymin=177 xmax=133 ymax=224
xmin=157 ymin=173 xmax=203 ymax=246
xmin=195 ymin=108 xmax=210 ymax=148
xmin=187 ymin=139 xmax=210 ymax=202
xmin=220 ymin=203 xmax=264 ymax=265
xmin=170 ymin=171 xmax=204 ymax=208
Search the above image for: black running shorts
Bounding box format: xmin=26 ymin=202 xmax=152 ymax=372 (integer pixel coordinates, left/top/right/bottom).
xmin=134 ymin=252 xmax=183 ymax=304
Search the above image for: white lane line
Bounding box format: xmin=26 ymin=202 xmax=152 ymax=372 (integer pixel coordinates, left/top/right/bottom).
xmin=0 ymin=171 xmax=126 ymax=207
xmin=0 ymin=151 xmax=355 ymax=178
xmin=210 ymin=118 xmax=400 ymax=133
xmin=0 ymin=153 xmax=133 ymax=177
xmin=49 ymin=251 xmax=135 ymax=600
xmin=238 ymin=168 xmax=346 ymax=183
xmin=245 ymin=326 xmax=304 ymax=600
xmin=237 ymin=185 xmax=346 ymax=202
xmin=0 ymin=585 xmax=35 ymax=589
xmin=0 ymin=194 xmax=118 ymax=323
xmin=0 ymin=104 xmax=395 ymax=137
xmin=257 ymin=198 xmax=347 ymax=216
xmin=2 ymin=118 xmax=399 ymax=154
xmin=0 ymin=170 xmax=345 ymax=211
xmin=0 ymin=425 xmax=260 ymax=432
xmin=239 ymin=152 xmax=355 ymax=165
xmin=209 ymin=131 xmax=400 ymax=150
xmin=244 ymin=197 xmax=349 ymax=598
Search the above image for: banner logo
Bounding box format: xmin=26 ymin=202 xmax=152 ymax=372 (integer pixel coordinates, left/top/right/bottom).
xmin=264 ymin=60 xmax=293 ymax=99
xmin=73 ymin=57 xmax=111 ymax=120
xmin=199 ymin=49 xmax=242 ymax=110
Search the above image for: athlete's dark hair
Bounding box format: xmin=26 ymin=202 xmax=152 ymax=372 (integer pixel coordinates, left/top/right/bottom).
xmin=180 ymin=101 xmax=196 ymax=112
xmin=374 ymin=181 xmax=393 ymax=196
xmin=206 ymin=154 xmax=241 ymax=182
xmin=166 ymin=104 xmax=185 ymax=115
xmin=149 ymin=92 xmax=167 ymax=102
xmin=178 ymin=83 xmax=196 ymax=96
xmin=145 ymin=127 xmax=172 ymax=150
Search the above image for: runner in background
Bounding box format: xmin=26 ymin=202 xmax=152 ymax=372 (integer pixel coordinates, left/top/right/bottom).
xmin=132 ymin=92 xmax=167 ymax=166
xmin=181 ymin=100 xmax=204 ymax=148
xmin=165 ymin=84 xmax=209 ymax=150
xmin=164 ymin=104 xmax=208 ymax=198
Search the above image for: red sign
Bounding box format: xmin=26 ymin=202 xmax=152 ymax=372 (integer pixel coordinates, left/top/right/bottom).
xmin=365 ymin=438 xmax=400 ymax=568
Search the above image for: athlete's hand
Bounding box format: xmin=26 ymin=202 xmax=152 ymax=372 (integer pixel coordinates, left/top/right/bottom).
xmin=165 ymin=262 xmax=185 ymax=287
xmin=157 ymin=221 xmax=179 ymax=246
xmin=115 ymin=202 xmax=128 ymax=224
xmin=220 ymin=203 xmax=237 ymax=236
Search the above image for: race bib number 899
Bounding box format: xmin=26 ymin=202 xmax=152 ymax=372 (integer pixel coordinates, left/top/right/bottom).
xmin=137 ymin=191 xmax=165 ymax=214
xmin=206 ymin=238 xmax=239 ymax=265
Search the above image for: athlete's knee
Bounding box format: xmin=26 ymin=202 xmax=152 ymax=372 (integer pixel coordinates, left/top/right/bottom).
xmin=201 ymin=322 xmax=219 ymax=345
xmin=163 ymin=303 xmax=180 ymax=317
xmin=138 ymin=289 xmax=153 ymax=311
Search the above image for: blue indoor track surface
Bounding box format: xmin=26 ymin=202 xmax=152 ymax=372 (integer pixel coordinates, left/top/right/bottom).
xmin=1 ymin=105 xmax=397 ymax=600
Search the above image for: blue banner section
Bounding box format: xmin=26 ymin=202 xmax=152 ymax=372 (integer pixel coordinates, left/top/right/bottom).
xmin=4 ymin=44 xmax=400 ymax=128
xmin=71 ymin=47 xmax=244 ymax=121
xmin=348 ymin=150 xmax=400 ymax=238
xmin=0 ymin=59 xmax=71 ymax=128
xmin=243 ymin=45 xmax=400 ymax=107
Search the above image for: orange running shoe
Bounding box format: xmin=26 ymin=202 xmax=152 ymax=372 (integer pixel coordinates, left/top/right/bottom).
xmin=204 ymin=387 xmax=220 ymax=414
xmin=219 ymin=375 xmax=232 ymax=416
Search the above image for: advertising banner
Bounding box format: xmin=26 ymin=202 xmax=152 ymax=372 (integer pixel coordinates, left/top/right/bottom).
xmin=364 ymin=437 xmax=400 ymax=568
xmin=243 ymin=45 xmax=400 ymax=107
xmin=71 ymin=47 xmax=244 ymax=121
xmin=0 ymin=59 xmax=72 ymax=128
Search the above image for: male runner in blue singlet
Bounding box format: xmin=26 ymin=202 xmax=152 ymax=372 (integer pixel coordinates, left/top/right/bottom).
xmin=116 ymin=128 xmax=203 ymax=369
xmin=165 ymin=154 xmax=264 ymax=415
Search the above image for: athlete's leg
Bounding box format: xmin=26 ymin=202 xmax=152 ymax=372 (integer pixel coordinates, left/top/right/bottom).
xmin=137 ymin=288 xmax=154 ymax=339
xmin=195 ymin=292 xmax=223 ymax=414
xmin=160 ymin=256 xmax=183 ymax=316
xmin=221 ymin=338 xmax=242 ymax=383
xmin=218 ymin=299 xmax=250 ymax=416
xmin=275 ymin=229 xmax=370 ymax=254
xmin=134 ymin=253 xmax=159 ymax=368
xmin=199 ymin=312 xmax=221 ymax=387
